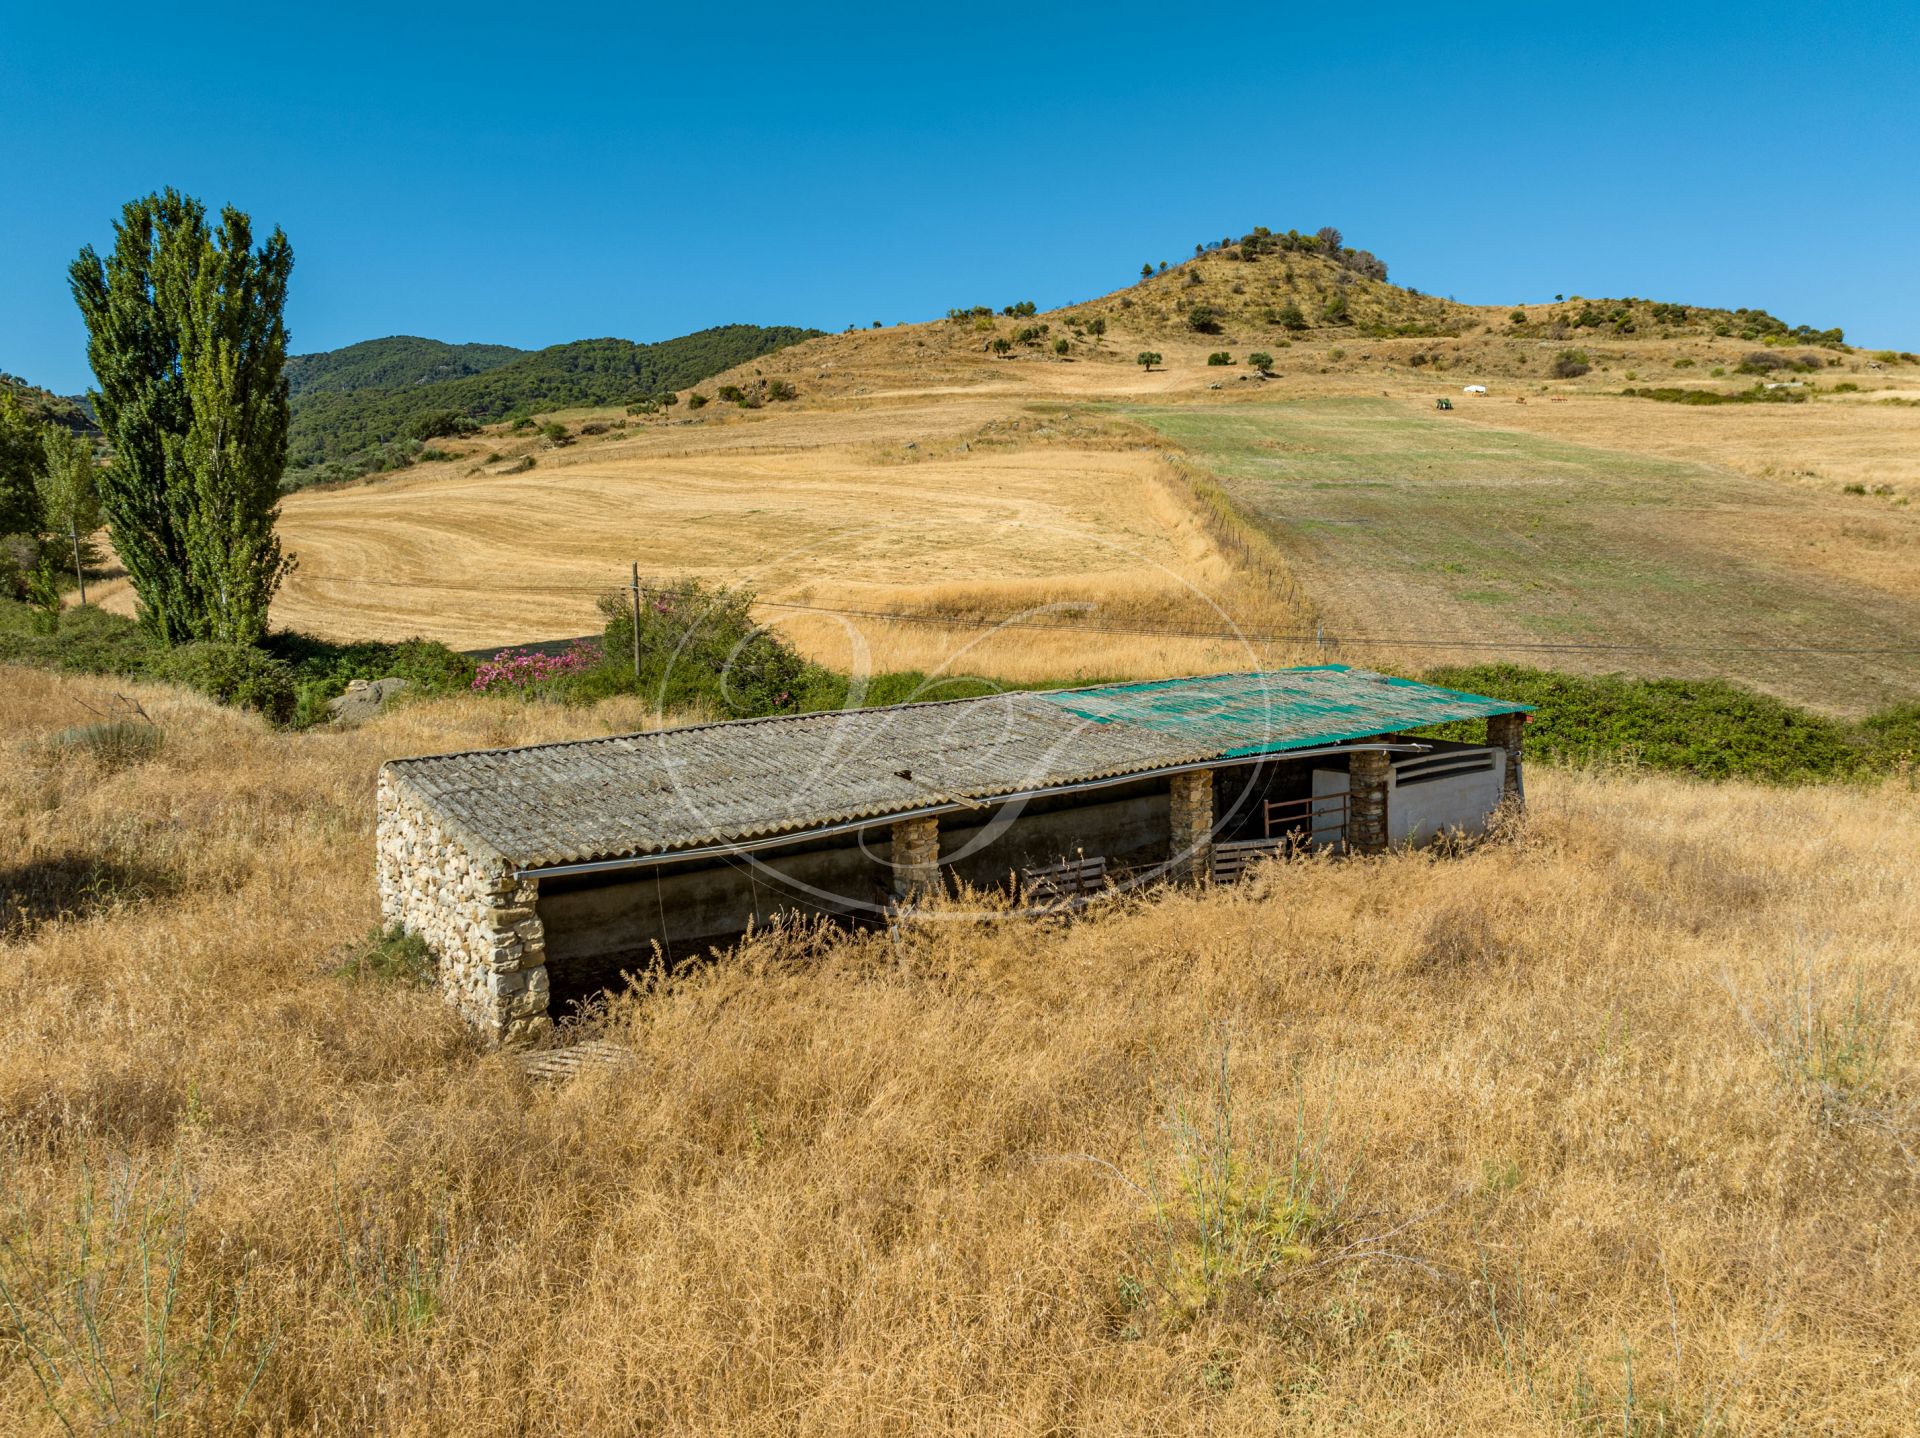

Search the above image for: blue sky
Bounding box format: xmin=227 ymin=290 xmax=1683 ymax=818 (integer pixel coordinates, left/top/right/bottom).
xmin=4 ymin=2 xmax=1916 ymax=394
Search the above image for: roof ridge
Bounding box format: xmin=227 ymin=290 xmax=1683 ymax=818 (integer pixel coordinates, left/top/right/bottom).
xmin=384 ymin=668 xmax=1339 ymax=770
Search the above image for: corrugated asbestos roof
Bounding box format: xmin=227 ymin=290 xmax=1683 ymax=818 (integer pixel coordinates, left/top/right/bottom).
xmin=385 ymin=666 xmax=1529 ymax=871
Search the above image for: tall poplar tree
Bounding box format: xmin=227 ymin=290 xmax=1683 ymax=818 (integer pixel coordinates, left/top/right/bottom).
xmin=69 ymin=190 xmax=294 ymax=645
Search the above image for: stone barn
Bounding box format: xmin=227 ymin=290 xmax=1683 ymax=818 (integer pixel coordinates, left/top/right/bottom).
xmin=377 ymin=666 xmax=1531 ymax=1041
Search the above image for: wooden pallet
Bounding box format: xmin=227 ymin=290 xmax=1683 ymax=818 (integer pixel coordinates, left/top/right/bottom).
xmin=1022 ymin=855 xmax=1108 ymax=907
xmin=515 ymin=1038 xmax=634 ymax=1083
xmin=1211 ymin=837 xmax=1288 ymax=884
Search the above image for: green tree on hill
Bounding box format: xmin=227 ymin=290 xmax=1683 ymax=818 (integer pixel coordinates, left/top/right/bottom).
xmin=70 ymin=190 xmax=294 ymax=645
xmin=37 ymin=427 xmax=102 ymax=579
xmin=0 ymin=391 xmax=44 ymax=538
xmin=1137 ymin=351 xmax=1162 ymax=371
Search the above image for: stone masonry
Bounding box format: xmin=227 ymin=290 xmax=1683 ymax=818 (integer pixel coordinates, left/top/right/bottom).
xmin=1487 ymin=712 xmax=1527 ymax=808
xmin=1347 ymin=746 xmax=1391 ymax=854
xmin=377 ymin=767 xmax=551 ymax=1043
xmin=1167 ymin=769 xmax=1214 ymax=882
xmin=890 ymin=815 xmax=942 ymax=906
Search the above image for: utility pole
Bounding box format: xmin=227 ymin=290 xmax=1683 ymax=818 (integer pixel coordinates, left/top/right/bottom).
xmin=70 ymin=519 xmax=86 ymax=607
xmin=629 ymin=563 xmax=642 ymax=681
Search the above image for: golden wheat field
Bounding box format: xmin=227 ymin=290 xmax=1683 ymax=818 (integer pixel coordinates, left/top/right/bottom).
xmin=4 ymin=666 xmax=1916 ymax=1435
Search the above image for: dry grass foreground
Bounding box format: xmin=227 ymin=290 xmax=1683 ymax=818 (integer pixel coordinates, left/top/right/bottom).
xmin=4 ymin=665 xmax=1917 ymax=1434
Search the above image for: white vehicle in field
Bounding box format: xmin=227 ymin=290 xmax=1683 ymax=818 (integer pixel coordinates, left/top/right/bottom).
xmin=1463 ymin=384 xmax=1489 ymax=395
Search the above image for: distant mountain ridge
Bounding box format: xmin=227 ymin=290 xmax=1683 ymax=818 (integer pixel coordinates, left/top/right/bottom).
xmin=287 ymin=324 xmax=823 ymax=480
xmin=285 ymin=336 xmax=527 ymax=397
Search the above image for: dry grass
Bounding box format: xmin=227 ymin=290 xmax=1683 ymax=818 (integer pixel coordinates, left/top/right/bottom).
xmin=3 ymin=664 xmax=1916 ymax=1434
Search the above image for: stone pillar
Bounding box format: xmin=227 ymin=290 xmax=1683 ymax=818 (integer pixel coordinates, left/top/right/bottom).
xmin=1488 ymin=712 xmax=1526 ymax=808
xmin=1168 ymin=769 xmax=1215 ymax=883
xmin=1347 ymin=747 xmax=1391 ymax=854
xmin=890 ymin=815 xmax=942 ymax=906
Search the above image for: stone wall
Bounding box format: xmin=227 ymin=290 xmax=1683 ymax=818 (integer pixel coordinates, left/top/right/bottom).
xmin=1168 ymin=769 xmax=1215 ymax=882
xmin=376 ymin=767 xmax=551 ymax=1043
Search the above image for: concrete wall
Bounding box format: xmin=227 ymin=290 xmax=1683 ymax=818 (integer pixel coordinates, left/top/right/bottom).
xmin=938 ymin=780 xmax=1170 ymax=889
xmin=1311 ymin=741 xmax=1507 ymax=849
xmin=536 ymin=833 xmax=892 ymax=1004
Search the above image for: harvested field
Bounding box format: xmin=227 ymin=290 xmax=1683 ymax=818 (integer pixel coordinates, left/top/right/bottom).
xmin=1132 ymin=398 xmax=1920 ymax=714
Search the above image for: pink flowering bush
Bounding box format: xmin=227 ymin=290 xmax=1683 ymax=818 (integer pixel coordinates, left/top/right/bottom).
xmin=471 ymin=640 xmax=602 ymax=694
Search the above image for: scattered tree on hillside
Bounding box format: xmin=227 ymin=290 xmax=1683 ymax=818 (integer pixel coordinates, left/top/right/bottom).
xmin=1275 ymin=302 xmax=1308 ymax=331
xmin=37 ymin=427 xmax=101 ymax=567
xmin=0 ymin=390 xmax=44 ymax=540
xmin=990 ymin=337 xmax=1013 ymax=356
xmin=69 ymin=189 xmax=294 ymax=645
xmin=1137 ymin=351 xmax=1161 ymax=371
xmin=1551 ymin=349 xmax=1592 ymax=378
xmin=1053 ymin=337 xmax=1069 ymax=355
xmin=1187 ymin=304 xmax=1223 ymax=334
xmin=1086 ymin=316 xmax=1107 ymax=337
xmin=1248 ymin=352 xmax=1274 ymax=374
xmin=1315 ymin=226 xmax=1343 ymax=253
xmin=1141 ymin=263 xmax=1153 ymax=280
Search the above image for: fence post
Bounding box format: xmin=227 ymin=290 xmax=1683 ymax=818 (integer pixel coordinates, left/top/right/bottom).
xmin=629 ymin=563 xmax=642 ymax=680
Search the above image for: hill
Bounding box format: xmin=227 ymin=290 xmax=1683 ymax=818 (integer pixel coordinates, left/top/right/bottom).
xmin=1050 ymin=226 xmax=1851 ymax=357
xmin=286 ymin=324 xmax=823 ymax=483
xmin=284 ymin=336 xmax=525 ymax=397
xmin=0 ymin=371 xmax=94 ymax=433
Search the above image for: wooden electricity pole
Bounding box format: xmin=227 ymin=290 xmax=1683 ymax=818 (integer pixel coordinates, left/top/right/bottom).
xmin=629 ymin=563 xmax=642 ymax=680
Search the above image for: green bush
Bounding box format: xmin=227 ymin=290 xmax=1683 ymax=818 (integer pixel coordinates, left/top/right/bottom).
xmin=716 ymin=385 xmax=746 ymax=403
xmin=539 ymin=421 xmax=571 ymax=444
xmin=1248 ymin=352 xmax=1274 ymax=373
xmin=687 ymin=392 xmax=709 ymax=410
xmin=1417 ymin=665 xmax=1869 ymax=783
xmin=765 ymin=379 xmax=798 ymax=401
xmin=406 ymin=410 xmax=471 ymax=442
xmin=339 ymin=925 xmax=435 ymax=986
xmin=1187 ymin=305 xmax=1223 ymax=334
xmin=157 ymin=643 xmax=297 ymax=723
xmin=1551 ymin=349 xmax=1591 ymax=378
xmin=591 ymin=577 xmax=826 ymax=717
xmin=1053 ymin=337 xmax=1070 ymax=355
xmin=0 ymin=598 xmax=155 ymax=676
xmin=1206 ymin=352 xmax=1232 ymax=366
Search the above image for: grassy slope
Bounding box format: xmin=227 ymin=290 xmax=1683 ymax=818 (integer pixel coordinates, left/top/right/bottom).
xmin=1129 ymin=397 xmax=1920 ymax=713
xmin=2 ymin=667 xmax=1915 ymax=1433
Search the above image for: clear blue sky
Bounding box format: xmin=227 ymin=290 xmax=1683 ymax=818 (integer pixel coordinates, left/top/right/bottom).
xmin=5 ymin=2 xmax=1916 ymax=394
